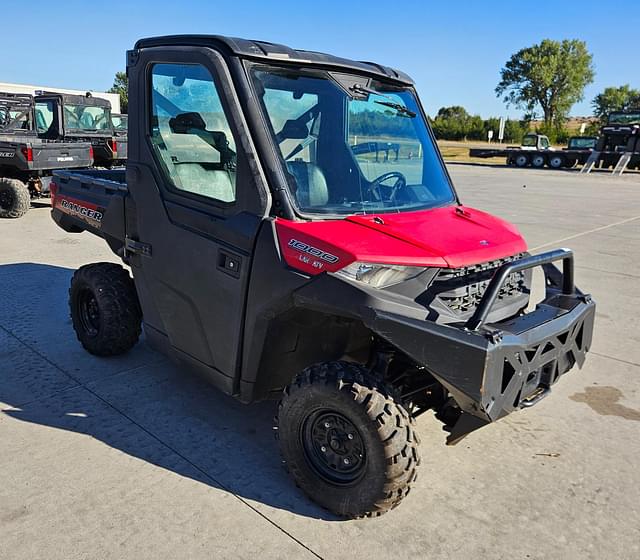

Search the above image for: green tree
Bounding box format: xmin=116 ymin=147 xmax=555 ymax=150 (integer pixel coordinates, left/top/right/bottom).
xmin=436 ymin=106 xmax=469 ymax=121
xmin=432 ymin=106 xmax=471 ymax=141
xmin=592 ymin=85 xmax=640 ymax=123
xmin=503 ymin=119 xmax=529 ymax=144
xmin=108 ymin=71 xmax=128 ymax=113
xmin=496 ymin=39 xmax=594 ymax=127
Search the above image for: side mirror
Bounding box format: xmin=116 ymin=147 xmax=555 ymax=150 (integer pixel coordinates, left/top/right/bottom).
xmin=278 ymin=119 xmax=309 ymax=140
xmin=169 ymin=112 xmax=207 ymax=134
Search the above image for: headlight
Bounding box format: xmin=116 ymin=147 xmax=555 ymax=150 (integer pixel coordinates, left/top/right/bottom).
xmin=335 ymin=262 xmax=425 ymax=289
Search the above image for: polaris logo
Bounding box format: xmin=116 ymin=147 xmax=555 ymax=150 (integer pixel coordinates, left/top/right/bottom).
xmin=0 ymin=151 xmax=15 ymax=158
xmin=288 ymin=239 xmax=339 ymax=264
xmin=57 ymin=156 xmax=74 ymax=162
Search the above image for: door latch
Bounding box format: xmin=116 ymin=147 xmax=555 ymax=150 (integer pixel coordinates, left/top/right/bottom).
xmin=218 ymin=249 xmax=241 ymax=278
xmin=125 ymin=237 xmax=152 ymax=257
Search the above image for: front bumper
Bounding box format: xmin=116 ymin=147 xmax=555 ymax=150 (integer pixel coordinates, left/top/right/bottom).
xmin=368 ymin=249 xmax=595 ymax=440
xmin=295 ymin=249 xmax=595 ymax=442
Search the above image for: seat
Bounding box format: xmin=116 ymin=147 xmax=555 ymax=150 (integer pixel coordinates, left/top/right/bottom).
xmin=286 ymin=161 xmax=329 ymax=208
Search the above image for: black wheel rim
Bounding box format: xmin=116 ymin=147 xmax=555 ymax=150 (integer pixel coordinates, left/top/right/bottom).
xmin=0 ymin=189 xmax=14 ymax=210
xmin=78 ymin=289 xmax=100 ymax=337
xmin=301 ymin=409 xmax=366 ymax=485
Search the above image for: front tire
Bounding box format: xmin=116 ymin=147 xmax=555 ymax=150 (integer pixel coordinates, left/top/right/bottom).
xmin=69 ymin=263 xmax=142 ymax=356
xmin=0 ymin=178 xmax=30 ymax=219
xmin=275 ymin=361 xmax=420 ymax=518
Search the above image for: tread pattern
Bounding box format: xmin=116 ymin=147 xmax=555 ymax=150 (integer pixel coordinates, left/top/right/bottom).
xmin=69 ymin=262 xmax=142 ymax=356
xmin=0 ymin=178 xmax=30 ymax=219
xmin=275 ymin=361 xmax=420 ymax=518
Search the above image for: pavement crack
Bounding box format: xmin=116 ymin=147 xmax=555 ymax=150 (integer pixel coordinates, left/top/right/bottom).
xmin=574 ymin=265 xmax=640 ymax=280
xmin=590 ymin=351 xmax=640 ymax=369
xmin=531 ymin=215 xmax=640 ymax=251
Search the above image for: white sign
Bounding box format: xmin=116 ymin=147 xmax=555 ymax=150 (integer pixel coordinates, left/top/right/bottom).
xmin=580 ymin=122 xmax=587 ymax=134
xmin=498 ymin=117 xmax=506 ymax=141
xmin=487 ymin=130 xmax=494 ymax=142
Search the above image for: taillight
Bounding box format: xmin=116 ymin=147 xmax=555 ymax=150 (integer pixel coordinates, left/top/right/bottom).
xmin=89 ymin=145 xmax=94 ymax=162
xmin=111 ymin=139 xmax=118 ymax=157
xmin=20 ymin=146 xmax=34 ymax=162
xmin=50 ymin=180 xmax=58 ymax=206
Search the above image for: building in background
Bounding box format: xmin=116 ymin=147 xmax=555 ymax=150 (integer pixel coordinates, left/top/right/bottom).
xmin=0 ymin=81 xmax=120 ymax=114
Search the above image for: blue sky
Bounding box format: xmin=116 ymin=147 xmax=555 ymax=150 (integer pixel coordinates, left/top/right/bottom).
xmin=2 ymin=0 xmax=638 ymax=118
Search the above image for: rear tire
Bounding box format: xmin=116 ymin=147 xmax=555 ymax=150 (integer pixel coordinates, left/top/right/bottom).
xmin=548 ymin=154 xmax=566 ymax=169
xmin=0 ymin=178 xmax=30 ymax=219
xmin=531 ymin=154 xmax=546 ymax=168
xmin=69 ymin=263 xmax=142 ymax=356
xmin=514 ymin=154 xmax=529 ymax=167
xmin=275 ymin=361 xmax=420 ymax=518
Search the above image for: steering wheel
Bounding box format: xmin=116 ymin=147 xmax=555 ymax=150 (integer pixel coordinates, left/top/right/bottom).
xmin=369 ymin=171 xmax=407 ymax=202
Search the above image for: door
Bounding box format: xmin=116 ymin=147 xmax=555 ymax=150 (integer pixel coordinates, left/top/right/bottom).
xmin=127 ymin=47 xmax=270 ymax=388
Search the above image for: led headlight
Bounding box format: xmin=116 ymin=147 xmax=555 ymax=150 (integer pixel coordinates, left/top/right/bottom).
xmin=335 ymin=262 xmax=425 ymax=289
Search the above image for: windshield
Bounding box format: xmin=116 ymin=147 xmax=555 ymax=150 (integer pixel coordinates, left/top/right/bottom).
xmin=608 ymin=112 xmax=640 ymax=125
xmin=521 ymin=135 xmax=537 ymax=147
xmin=63 ymin=104 xmax=112 ymax=132
xmin=569 ymin=137 xmax=596 ymax=149
xmin=112 ymin=114 xmax=128 ymax=130
xmin=250 ymin=65 xmax=455 ymax=215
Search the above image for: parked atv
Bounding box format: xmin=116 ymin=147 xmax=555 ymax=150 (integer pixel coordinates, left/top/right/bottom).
xmin=0 ymin=92 xmax=92 ymax=219
xmin=35 ymin=92 xmax=119 ymax=167
xmin=50 ymin=34 xmax=595 ymax=517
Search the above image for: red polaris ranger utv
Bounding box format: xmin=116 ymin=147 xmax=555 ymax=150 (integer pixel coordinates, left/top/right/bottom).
xmin=50 ymin=35 xmax=596 ymax=518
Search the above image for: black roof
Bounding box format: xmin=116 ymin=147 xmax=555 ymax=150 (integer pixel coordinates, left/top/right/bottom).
xmin=0 ymin=92 xmax=34 ymax=106
xmin=134 ymin=35 xmax=414 ymax=85
xmin=35 ymin=91 xmax=112 ymax=108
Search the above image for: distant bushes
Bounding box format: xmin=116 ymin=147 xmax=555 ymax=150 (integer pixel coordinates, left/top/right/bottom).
xmin=428 ymin=106 xmax=587 ymax=145
xmin=429 ymin=106 xmax=530 ymax=143
xmin=350 ymin=103 xmax=581 ymax=145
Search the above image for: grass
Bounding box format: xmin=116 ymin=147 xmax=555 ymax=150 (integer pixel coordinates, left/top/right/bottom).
xmin=437 ymin=140 xmax=507 ymax=165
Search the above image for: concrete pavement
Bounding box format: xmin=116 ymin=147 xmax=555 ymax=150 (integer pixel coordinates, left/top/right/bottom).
xmin=1 ymin=167 xmax=639 ymax=559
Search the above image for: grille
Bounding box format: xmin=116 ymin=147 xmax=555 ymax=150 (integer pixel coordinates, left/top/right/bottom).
xmin=423 ymin=253 xmax=530 ymax=321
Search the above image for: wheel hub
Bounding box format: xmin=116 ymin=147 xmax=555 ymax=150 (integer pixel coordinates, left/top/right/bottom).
xmin=301 ymin=410 xmax=366 ymax=485
xmin=78 ymin=289 xmax=100 ymax=337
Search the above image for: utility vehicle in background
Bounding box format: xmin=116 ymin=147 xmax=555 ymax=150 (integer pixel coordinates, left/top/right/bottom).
xmin=50 ymin=35 xmax=595 ymax=517
xmin=35 ymin=92 xmax=119 ymax=167
xmin=111 ymin=113 xmax=128 ymax=163
xmin=0 ymin=92 xmax=92 ymax=219
xmin=581 ymin=111 xmax=640 ymax=174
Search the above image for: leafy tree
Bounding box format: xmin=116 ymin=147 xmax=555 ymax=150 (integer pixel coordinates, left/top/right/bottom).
xmin=108 ymin=71 xmax=128 ymax=113
xmin=431 ymin=106 xmax=472 ymax=140
xmin=592 ymin=85 xmax=640 ymax=123
xmin=503 ymin=119 xmax=529 ymax=144
xmin=436 ymin=106 xmax=469 ymax=121
xmin=496 ymin=39 xmax=594 ymax=127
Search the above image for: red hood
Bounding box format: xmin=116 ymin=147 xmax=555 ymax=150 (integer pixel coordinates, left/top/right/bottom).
xmin=276 ymin=206 xmax=527 ymax=275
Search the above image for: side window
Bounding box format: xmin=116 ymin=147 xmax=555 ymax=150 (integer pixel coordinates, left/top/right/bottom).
xmin=35 ymin=101 xmax=55 ymax=134
xmin=150 ymin=63 xmax=237 ymax=203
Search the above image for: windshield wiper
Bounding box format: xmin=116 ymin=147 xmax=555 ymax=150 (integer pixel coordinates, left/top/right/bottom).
xmin=349 ymin=83 xmax=416 ymax=118
xmin=373 ymin=100 xmax=416 ymax=118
